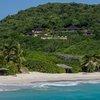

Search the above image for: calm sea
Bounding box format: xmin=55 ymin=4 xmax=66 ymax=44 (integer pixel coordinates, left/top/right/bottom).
xmin=0 ymin=80 xmax=100 ymax=100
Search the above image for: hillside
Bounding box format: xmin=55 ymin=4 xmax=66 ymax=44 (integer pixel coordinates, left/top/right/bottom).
xmin=0 ymin=3 xmax=100 ymax=33
xmin=0 ymin=3 xmax=100 ymax=74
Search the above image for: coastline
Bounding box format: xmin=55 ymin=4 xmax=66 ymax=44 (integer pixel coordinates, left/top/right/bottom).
xmin=1 ymin=72 xmax=100 ymax=84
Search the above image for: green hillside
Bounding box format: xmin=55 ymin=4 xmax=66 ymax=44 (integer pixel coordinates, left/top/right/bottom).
xmin=0 ymin=3 xmax=100 ymax=74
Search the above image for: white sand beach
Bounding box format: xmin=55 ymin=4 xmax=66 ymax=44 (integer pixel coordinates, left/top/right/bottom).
xmin=0 ymin=72 xmax=100 ymax=84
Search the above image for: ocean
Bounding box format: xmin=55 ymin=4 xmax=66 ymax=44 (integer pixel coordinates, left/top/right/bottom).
xmin=0 ymin=80 xmax=100 ymax=100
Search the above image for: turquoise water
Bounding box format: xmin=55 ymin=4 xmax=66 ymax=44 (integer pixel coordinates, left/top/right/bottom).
xmin=1 ymin=81 xmax=100 ymax=100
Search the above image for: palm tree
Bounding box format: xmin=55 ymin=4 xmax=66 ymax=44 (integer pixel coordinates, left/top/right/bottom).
xmin=93 ymin=54 xmax=100 ymax=71
xmin=14 ymin=43 xmax=26 ymax=72
xmin=0 ymin=41 xmax=25 ymax=73
xmin=81 ymin=54 xmax=100 ymax=72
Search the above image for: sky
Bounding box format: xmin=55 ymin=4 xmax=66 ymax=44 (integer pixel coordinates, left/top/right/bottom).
xmin=0 ymin=0 xmax=100 ymax=20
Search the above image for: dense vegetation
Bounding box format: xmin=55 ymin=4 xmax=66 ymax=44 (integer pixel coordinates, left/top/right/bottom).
xmin=0 ymin=3 xmax=100 ymax=74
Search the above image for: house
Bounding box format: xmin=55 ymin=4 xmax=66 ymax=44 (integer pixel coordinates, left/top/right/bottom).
xmin=0 ymin=68 xmax=8 ymax=75
xmin=56 ymin=64 xmax=72 ymax=73
xmin=24 ymin=27 xmax=44 ymax=36
xmin=83 ymin=31 xmax=93 ymax=36
xmin=24 ymin=31 xmax=34 ymax=36
xmin=65 ymin=25 xmax=80 ymax=32
xmin=33 ymin=28 xmax=44 ymax=33
xmin=82 ymin=29 xmax=94 ymax=36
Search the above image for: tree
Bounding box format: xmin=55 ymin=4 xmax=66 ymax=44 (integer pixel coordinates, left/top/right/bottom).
xmin=0 ymin=40 xmax=25 ymax=74
xmin=92 ymin=54 xmax=100 ymax=70
xmin=81 ymin=54 xmax=100 ymax=72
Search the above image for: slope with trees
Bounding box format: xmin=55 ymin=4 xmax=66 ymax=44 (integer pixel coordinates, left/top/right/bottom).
xmin=0 ymin=3 xmax=100 ymax=74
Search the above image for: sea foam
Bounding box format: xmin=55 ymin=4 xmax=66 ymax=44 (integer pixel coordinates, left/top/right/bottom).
xmin=37 ymin=80 xmax=100 ymax=87
xmin=0 ymin=80 xmax=100 ymax=92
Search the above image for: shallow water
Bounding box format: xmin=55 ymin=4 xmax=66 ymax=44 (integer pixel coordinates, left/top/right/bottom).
xmin=1 ymin=80 xmax=100 ymax=100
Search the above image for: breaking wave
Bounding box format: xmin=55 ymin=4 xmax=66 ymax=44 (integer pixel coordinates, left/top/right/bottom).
xmin=0 ymin=80 xmax=100 ymax=92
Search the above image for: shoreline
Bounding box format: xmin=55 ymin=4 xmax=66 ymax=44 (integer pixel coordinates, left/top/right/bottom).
xmin=1 ymin=72 xmax=100 ymax=84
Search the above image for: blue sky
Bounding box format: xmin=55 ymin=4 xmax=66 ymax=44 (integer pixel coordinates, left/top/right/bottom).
xmin=0 ymin=0 xmax=100 ymax=20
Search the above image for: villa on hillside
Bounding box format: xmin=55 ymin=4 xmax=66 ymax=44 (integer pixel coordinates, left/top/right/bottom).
xmin=32 ymin=28 xmax=44 ymax=33
xmin=24 ymin=25 xmax=94 ymax=38
xmin=24 ymin=28 xmax=44 ymax=37
xmin=65 ymin=25 xmax=80 ymax=32
xmin=24 ymin=31 xmax=33 ymax=35
xmin=83 ymin=30 xmax=94 ymax=36
xmin=83 ymin=32 xmax=93 ymax=36
xmin=52 ymin=25 xmax=80 ymax=32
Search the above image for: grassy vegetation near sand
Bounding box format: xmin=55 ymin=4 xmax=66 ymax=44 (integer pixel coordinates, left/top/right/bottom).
xmin=25 ymin=51 xmax=65 ymax=73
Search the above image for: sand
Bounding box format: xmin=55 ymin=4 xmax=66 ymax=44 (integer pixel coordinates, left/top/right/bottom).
xmin=0 ymin=72 xmax=100 ymax=84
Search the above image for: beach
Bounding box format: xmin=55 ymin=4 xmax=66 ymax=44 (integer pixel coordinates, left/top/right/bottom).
xmin=0 ymin=72 xmax=100 ymax=84
xmin=1 ymin=72 xmax=100 ymax=100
